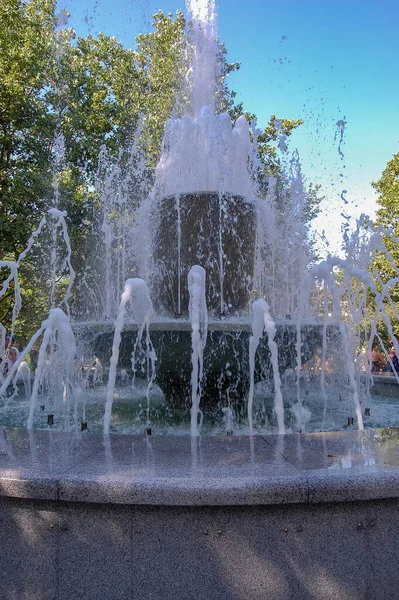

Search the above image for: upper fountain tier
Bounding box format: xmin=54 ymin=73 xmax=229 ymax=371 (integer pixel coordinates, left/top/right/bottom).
xmin=153 ymin=107 xmax=257 ymax=201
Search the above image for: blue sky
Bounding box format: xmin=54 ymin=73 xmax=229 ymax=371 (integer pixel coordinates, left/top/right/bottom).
xmin=62 ymin=0 xmax=399 ymax=251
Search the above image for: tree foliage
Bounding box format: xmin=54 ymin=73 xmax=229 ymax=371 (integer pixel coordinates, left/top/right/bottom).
xmin=135 ymin=10 xmax=187 ymax=165
xmin=368 ymin=151 xmax=399 ymax=339
xmin=0 ymin=0 xmax=56 ymax=258
xmin=373 ymin=152 xmax=399 ymax=289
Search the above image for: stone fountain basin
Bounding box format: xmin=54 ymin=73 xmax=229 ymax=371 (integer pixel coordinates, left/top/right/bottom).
xmin=0 ymin=425 xmax=399 ymax=599
xmin=75 ymin=318 xmax=339 ymax=411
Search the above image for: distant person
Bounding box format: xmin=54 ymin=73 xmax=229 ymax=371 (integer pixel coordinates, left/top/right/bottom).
xmin=5 ymin=335 xmax=19 ymax=365
xmin=371 ymin=342 xmax=387 ymax=372
xmin=29 ymin=349 xmax=39 ymax=373
xmin=1 ymin=335 xmax=20 ymax=397
xmin=389 ymin=348 xmax=399 ymax=373
xmin=389 ymin=344 xmax=399 ymax=373
xmin=1 ymin=334 xmax=20 ymax=376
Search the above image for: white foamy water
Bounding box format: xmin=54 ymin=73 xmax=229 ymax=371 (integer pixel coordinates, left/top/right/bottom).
xmin=185 ymin=0 xmax=219 ymax=118
xmin=154 ymin=109 xmax=255 ymax=199
xmin=3 ymin=0 xmax=399 ymax=439
xmin=188 ymin=265 xmax=208 ymax=436
xmin=27 ymin=308 xmax=77 ymax=430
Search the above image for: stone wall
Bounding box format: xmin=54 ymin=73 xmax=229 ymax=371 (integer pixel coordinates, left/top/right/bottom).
xmin=1 ymin=496 xmax=398 ymax=600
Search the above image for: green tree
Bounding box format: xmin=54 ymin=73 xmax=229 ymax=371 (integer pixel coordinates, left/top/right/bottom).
xmin=54 ymin=30 xmax=147 ymax=172
xmin=0 ymin=0 xmax=57 ymax=258
xmin=369 ymin=151 xmax=399 ymax=340
xmin=50 ymin=29 xmax=148 ymax=279
xmin=373 ymin=152 xmax=399 ymax=290
xmin=135 ymin=10 xmax=187 ymax=164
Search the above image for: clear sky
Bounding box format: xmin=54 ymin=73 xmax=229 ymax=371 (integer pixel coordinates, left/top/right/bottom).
xmin=62 ymin=0 xmax=399 ymax=252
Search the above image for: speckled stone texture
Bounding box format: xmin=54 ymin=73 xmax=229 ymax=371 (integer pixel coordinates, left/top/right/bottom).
xmin=58 ymin=434 xmax=309 ymax=506
xmin=130 ymin=501 xmax=399 ymax=600
xmin=1 ymin=497 xmax=399 ymax=599
xmin=58 ymin=502 xmax=132 ymax=600
xmin=0 ymin=497 xmax=58 ymax=600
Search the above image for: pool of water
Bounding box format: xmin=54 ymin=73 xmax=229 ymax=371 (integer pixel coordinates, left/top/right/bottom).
xmin=1 ymin=375 xmax=398 ymax=435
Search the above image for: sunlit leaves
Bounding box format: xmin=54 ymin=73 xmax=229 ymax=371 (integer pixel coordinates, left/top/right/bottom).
xmin=373 ymin=152 xmax=399 ymax=291
xmin=0 ymin=0 xmax=56 ymax=257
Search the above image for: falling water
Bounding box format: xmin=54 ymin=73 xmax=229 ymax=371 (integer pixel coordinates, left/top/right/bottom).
xmin=103 ymin=278 xmax=154 ymax=435
xmin=153 ymin=110 xmax=255 ymax=199
xmin=188 ymin=265 xmax=208 ymax=436
xmin=27 ymin=308 xmax=78 ymax=430
xmin=248 ymin=300 xmax=266 ymax=434
xmin=248 ymin=299 xmax=285 ymax=435
xmin=2 ymin=0 xmax=399 ymax=437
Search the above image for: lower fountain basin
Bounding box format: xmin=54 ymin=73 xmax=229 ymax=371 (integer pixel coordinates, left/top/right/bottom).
xmin=75 ymin=318 xmax=338 ymax=414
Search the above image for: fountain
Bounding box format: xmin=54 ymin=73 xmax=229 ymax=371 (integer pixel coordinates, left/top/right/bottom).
xmin=1 ymin=0 xmax=399 ymax=439
xmin=78 ymin=103 xmax=332 ymax=435
xmin=64 ymin=8 xmax=336 ymax=436
xmin=1 ymin=2 xmax=399 ymax=598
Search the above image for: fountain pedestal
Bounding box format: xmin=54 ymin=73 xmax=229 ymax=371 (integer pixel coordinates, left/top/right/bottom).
xmin=151 ymin=192 xmax=257 ymax=316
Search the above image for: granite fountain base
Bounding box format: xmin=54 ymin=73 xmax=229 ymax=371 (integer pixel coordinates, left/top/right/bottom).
xmin=1 ymin=426 xmax=399 ymax=599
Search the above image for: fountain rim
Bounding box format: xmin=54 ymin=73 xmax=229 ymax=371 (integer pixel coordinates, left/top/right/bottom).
xmin=72 ymin=316 xmax=338 ymax=334
xmin=0 ymin=425 xmax=398 ymax=507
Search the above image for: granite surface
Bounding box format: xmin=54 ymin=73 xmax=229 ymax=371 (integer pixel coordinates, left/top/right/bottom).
xmin=0 ymin=497 xmax=58 ymax=600
xmin=1 ymin=427 xmax=399 ymax=598
xmin=0 ymin=426 xmax=399 ymax=505
xmin=2 ymin=496 xmax=399 ymax=600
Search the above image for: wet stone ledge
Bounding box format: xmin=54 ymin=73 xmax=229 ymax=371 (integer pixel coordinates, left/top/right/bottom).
xmin=0 ymin=426 xmax=398 ymax=506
